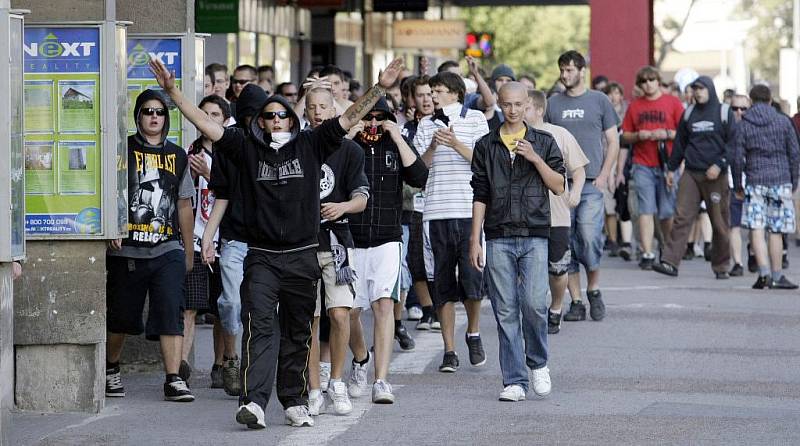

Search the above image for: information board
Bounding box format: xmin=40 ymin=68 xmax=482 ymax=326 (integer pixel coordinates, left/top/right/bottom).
xmin=23 ymin=26 xmax=102 ymax=235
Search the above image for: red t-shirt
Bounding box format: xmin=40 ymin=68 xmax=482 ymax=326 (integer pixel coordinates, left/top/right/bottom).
xmin=622 ymin=94 xmax=685 ymax=167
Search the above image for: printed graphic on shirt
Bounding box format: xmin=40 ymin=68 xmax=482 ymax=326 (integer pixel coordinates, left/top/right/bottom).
xmin=638 ymin=110 xmax=667 ymax=124
xmin=128 ymin=150 xmax=178 ymax=244
xmin=257 ymin=158 xmax=305 ymax=182
xmin=320 ymin=163 xmax=335 ymax=200
xmin=561 ymin=109 xmax=585 ymax=120
xmin=692 ymin=121 xmax=715 ymax=132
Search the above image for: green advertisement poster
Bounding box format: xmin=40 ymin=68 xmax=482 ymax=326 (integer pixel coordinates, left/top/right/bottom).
xmin=23 ymin=26 xmax=103 ymax=236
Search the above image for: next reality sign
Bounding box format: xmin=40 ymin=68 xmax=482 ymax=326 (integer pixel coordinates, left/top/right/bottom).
xmin=23 ymin=27 xmax=103 ymax=236
xmin=126 ymin=37 xmax=183 ymax=147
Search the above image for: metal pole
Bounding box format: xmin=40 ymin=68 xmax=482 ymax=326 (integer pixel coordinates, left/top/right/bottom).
xmin=794 ymin=0 xmax=799 ymax=113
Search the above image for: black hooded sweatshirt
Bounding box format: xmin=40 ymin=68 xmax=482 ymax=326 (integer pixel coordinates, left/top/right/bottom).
xmin=668 ymin=75 xmax=736 ymax=172
xmin=349 ymin=98 xmax=429 ymax=248
xmin=213 ymin=94 xmax=348 ymax=253
xmin=111 ymin=89 xmax=193 ymax=259
xmin=209 ymin=84 xmax=267 ymax=243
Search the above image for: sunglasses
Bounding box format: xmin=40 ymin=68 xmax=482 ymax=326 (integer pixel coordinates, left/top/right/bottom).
xmin=732 ymin=106 xmax=748 ymax=112
xmin=639 ymin=78 xmax=659 ymax=84
xmin=364 ymin=113 xmax=389 ymax=121
xmin=233 ymin=78 xmax=253 ymax=85
xmin=261 ymin=111 xmax=289 ymax=120
xmin=142 ymin=107 xmax=167 ymax=117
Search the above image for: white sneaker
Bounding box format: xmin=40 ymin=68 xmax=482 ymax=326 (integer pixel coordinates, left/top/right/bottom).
xmin=307 ymin=389 xmax=324 ymax=416
xmin=499 ymin=384 xmax=526 ymax=402
xmin=285 ymin=405 xmax=314 ymax=427
xmin=325 ymin=380 xmax=353 ymax=415
xmin=407 ymin=306 xmax=423 ymax=321
xmin=236 ymin=402 xmax=266 ymax=429
xmin=348 ymin=353 xmax=370 ymax=398
xmin=320 ymin=362 xmax=331 ymax=392
xmin=371 ymin=379 xmax=395 ymax=404
xmin=532 ymin=366 xmax=551 ymax=396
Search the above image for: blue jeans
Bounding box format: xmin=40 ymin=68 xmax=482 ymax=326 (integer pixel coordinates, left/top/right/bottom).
xmin=485 ymin=237 xmax=549 ymax=391
xmin=568 ymin=181 xmax=605 ymax=273
xmin=218 ymin=238 xmax=247 ymax=335
xmin=400 ymin=224 xmax=411 ymax=292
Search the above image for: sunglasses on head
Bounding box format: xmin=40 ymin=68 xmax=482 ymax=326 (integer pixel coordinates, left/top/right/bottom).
xmin=732 ymin=106 xmax=748 ymax=112
xmin=261 ymin=111 xmax=289 ymax=120
xmin=233 ymin=78 xmax=252 ymax=85
xmin=364 ymin=112 xmax=389 ymax=121
xmin=142 ymin=107 xmax=167 ymax=117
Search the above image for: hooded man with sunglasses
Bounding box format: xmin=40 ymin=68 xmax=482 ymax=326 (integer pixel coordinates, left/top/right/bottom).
xmin=150 ymin=57 xmax=407 ymax=429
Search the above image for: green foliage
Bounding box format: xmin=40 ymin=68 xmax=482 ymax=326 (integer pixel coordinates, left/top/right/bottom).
xmin=461 ymin=5 xmax=590 ymax=90
xmin=738 ymin=0 xmax=792 ymax=85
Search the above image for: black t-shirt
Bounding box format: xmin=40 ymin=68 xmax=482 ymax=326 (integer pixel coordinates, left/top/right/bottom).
xmin=317 ymin=139 xmax=369 ymax=252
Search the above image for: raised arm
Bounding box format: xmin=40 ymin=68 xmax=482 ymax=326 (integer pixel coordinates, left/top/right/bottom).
xmin=467 ymin=56 xmax=495 ymax=110
xmin=150 ymin=58 xmax=224 ymax=142
xmin=339 ymin=58 xmax=405 ymax=131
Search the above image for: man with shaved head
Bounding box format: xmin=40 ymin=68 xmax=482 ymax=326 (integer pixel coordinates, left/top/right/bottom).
xmin=470 ymin=82 xmax=565 ymax=401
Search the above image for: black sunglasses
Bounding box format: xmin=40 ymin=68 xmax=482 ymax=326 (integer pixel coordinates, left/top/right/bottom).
xmin=732 ymin=106 xmax=748 ymax=112
xmin=261 ymin=111 xmax=289 ymax=120
xmin=233 ymin=78 xmax=252 ymax=85
xmin=364 ymin=112 xmax=389 ymax=121
xmin=142 ymin=107 xmax=167 ymax=117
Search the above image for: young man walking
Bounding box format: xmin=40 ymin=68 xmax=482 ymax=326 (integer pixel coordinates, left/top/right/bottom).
xmin=106 ymin=89 xmax=196 ymax=403
xmin=545 ymin=50 xmax=619 ymax=322
xmin=732 ymin=85 xmax=800 ymax=289
xmin=469 ymin=82 xmax=565 ymax=401
xmin=413 ymin=72 xmax=490 ymax=373
xmin=151 ymin=57 xmax=406 ymax=428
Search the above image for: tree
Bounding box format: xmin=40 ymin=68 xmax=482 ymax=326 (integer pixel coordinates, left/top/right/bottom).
xmin=461 ymin=5 xmax=589 ymax=90
xmin=739 ymin=0 xmax=792 ymax=85
xmin=653 ymin=0 xmax=698 ymax=69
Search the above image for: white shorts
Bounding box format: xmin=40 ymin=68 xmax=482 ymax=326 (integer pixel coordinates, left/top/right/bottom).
xmin=353 ymin=242 xmax=402 ymax=309
xmin=314 ymin=249 xmax=356 ymax=317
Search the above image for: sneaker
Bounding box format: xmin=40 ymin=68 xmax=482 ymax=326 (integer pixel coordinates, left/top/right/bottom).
xmin=465 ymin=334 xmax=486 ymax=366
xmin=531 ymin=366 xmax=552 ymax=396
xmin=653 ymin=261 xmax=679 ymax=277
xmin=285 ymin=405 xmax=314 ymax=427
xmin=586 ymin=290 xmax=605 ymax=321
xmin=223 ymin=358 xmax=241 ymax=396
xmin=308 ymin=390 xmax=324 ymax=416
xmin=638 ymin=257 xmax=654 ymax=270
xmin=498 ymin=384 xmax=526 ymax=402
xmin=547 ymin=310 xmax=561 ymax=335
xmin=395 ymin=323 xmax=416 ymax=351
xmin=371 ymin=379 xmax=395 ymax=404
xmin=770 ymin=275 xmax=799 ymax=290
xmin=178 ymin=360 xmax=192 ymax=384
xmin=438 ymin=351 xmax=459 ymax=373
xmin=210 ymin=364 xmax=224 ymax=389
xmin=105 ymin=366 xmax=125 ymax=398
xmin=236 ymin=401 xmax=266 ymax=429
xmin=618 ymin=243 xmax=632 ymax=261
xmin=753 ymin=275 xmax=770 ymax=289
xmin=683 ymin=245 xmax=695 ymax=261
xmin=563 ymin=301 xmax=586 ymax=322
xmin=325 ymin=380 xmax=353 ymax=415
xmin=407 ymin=305 xmax=423 ymax=321
xmin=348 ymin=353 xmax=370 ymax=398
xmin=747 ymin=246 xmax=758 ymax=272
xmin=320 ymin=362 xmax=331 ymax=392
xmin=431 ymin=313 xmax=441 ymax=330
xmin=607 ymin=240 xmax=619 ymax=257
xmin=703 ymin=242 xmax=712 ymax=261
xmin=416 ymin=313 xmax=433 ymax=331
xmin=715 ymin=271 xmax=729 ymax=280
xmin=164 ymin=377 xmax=195 ymax=402
xmin=729 ymin=264 xmax=744 ymax=277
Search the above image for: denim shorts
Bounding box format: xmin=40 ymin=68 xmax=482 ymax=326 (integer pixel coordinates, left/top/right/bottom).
xmin=568 ymin=181 xmax=605 ymax=273
xmin=742 ymin=183 xmax=796 ymax=233
xmin=218 ymin=239 xmax=247 ymax=335
xmin=631 ymin=164 xmax=677 ymax=220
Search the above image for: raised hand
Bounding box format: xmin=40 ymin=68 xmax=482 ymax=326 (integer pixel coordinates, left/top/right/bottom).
xmin=148 ymin=58 xmax=177 ymax=92
xmin=466 ymin=56 xmax=480 ymax=75
xmin=379 ymin=58 xmax=406 ymax=89
xmin=419 ymin=56 xmax=430 ymax=76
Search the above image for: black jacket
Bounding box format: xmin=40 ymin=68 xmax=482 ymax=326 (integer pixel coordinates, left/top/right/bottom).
xmin=213 ymin=94 xmax=347 ymax=253
xmin=471 ymin=124 xmax=565 ymax=240
xmin=668 ymin=75 xmax=736 ymax=172
xmin=349 ymin=98 xmax=429 ymax=248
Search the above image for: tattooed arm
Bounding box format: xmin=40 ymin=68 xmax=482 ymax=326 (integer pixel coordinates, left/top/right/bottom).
xmin=338 ymin=58 xmax=405 ymax=131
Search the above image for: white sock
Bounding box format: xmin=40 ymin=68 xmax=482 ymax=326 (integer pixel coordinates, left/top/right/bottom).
xmin=466 ymin=332 xmax=480 ymax=338
xmin=309 ymin=389 xmax=321 ymax=399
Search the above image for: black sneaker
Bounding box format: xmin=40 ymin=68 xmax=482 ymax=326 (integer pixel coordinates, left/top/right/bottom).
xmin=223 ymin=358 xmax=242 ymax=396
xmin=547 ymin=310 xmax=561 ymax=334
xmin=465 ymin=334 xmax=486 ymax=366
xmin=164 ymin=377 xmax=195 ymax=402
xmin=715 ymin=271 xmax=729 ymax=280
xmin=210 ymin=364 xmax=224 ymax=389
xmin=618 ymin=243 xmax=632 ymax=261
xmin=607 ymin=240 xmax=619 ymax=257
xmin=770 ymin=275 xmax=799 ymax=290
xmin=586 ymin=290 xmax=606 ymax=321
xmin=747 ymin=245 xmax=757 ymax=273
xmin=563 ymin=301 xmax=586 ymax=321
xmin=653 ymin=261 xmax=679 ymax=277
xmin=438 ymin=351 xmax=459 ymax=373
xmin=639 ymin=257 xmax=654 ymax=270
xmin=683 ymin=245 xmax=695 ymax=261
xmin=395 ymin=323 xmax=416 ymax=351
xmin=105 ymin=366 xmax=125 ymax=398
xmin=179 ymin=360 xmax=192 ymax=384
xmin=703 ymin=242 xmax=712 ymax=262
xmin=752 ymin=275 xmax=770 ymax=289
xmin=729 ymin=264 xmax=744 ymax=277
xmin=416 ymin=311 xmax=434 ymax=331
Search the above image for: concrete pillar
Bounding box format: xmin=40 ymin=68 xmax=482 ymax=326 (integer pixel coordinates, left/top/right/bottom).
xmin=1 ymin=264 xmax=13 ymax=446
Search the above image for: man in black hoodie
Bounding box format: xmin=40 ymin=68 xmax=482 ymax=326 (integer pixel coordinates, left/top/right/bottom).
xmin=150 ymin=57 xmax=406 ymax=429
xmin=106 ymin=89 xmax=196 ymax=403
xmin=653 ymin=76 xmax=736 ymax=278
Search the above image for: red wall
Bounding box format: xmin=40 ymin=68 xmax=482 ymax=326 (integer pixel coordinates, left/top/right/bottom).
xmin=589 ymin=0 xmax=654 ymax=97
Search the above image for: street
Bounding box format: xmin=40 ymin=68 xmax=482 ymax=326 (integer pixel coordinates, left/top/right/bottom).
xmin=13 ymin=252 xmax=800 ymax=445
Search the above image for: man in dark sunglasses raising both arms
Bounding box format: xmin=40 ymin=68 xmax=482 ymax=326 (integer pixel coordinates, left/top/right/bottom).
xmin=150 ymin=57 xmax=407 ymax=429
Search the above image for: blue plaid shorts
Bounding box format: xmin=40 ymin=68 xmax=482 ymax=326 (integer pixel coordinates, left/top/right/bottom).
xmin=742 ymin=183 xmax=796 ymax=233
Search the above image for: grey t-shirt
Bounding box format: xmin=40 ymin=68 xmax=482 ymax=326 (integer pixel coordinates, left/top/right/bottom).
xmin=545 ymin=90 xmax=619 ymax=179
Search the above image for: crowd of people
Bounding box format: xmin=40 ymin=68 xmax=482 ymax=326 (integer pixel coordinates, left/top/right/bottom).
xmin=103 ymin=48 xmax=800 ymax=429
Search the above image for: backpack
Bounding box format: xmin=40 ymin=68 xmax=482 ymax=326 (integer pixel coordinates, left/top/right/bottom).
xmin=683 ymin=103 xmax=730 ymax=127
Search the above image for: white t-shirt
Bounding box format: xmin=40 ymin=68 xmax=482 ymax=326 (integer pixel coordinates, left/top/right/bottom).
xmin=534 ymin=122 xmax=589 ymax=228
xmin=189 ymin=147 xmax=219 ymax=253
xmin=413 ymin=102 xmax=489 ymax=221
